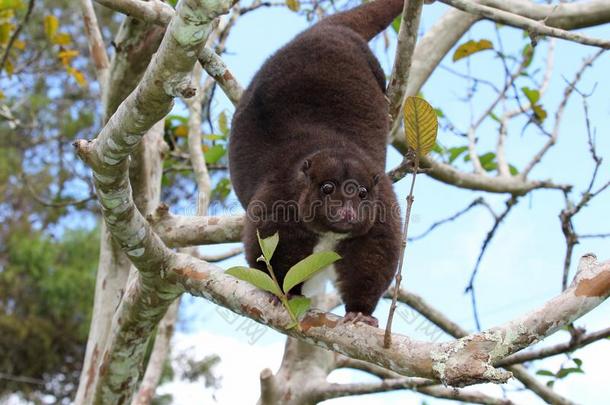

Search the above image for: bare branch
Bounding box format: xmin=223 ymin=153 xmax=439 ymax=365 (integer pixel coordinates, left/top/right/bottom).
xmin=386 ymin=0 xmax=426 ymax=122
xmin=393 ymin=138 xmax=572 ymax=194
xmin=79 ymin=0 xmax=110 ymax=91
xmin=439 ymin=0 xmax=610 ymax=49
xmin=198 ymin=246 xmax=244 ymax=262
xmin=148 ymin=206 xmax=243 ymax=247
xmin=480 ymin=0 xmax=610 ymax=30
xmin=392 ymin=289 xmax=578 ymax=405
xmin=522 ymin=50 xmax=603 ymax=178
xmin=198 ymin=48 xmax=243 ymax=106
xmin=95 ymin=0 xmax=174 ymax=25
xmin=498 ymin=326 xmax=610 ymax=367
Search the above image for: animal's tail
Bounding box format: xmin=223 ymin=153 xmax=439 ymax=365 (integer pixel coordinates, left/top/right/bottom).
xmin=319 ymin=0 xmax=405 ymax=41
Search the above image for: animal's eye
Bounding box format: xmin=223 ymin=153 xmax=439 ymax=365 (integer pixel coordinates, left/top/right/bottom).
xmin=358 ymin=186 xmax=368 ymax=198
xmin=320 ymin=182 xmax=335 ymax=194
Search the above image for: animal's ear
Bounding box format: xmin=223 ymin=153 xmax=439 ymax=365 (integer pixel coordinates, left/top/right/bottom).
xmin=302 ymin=159 xmax=312 ymax=174
xmin=372 ymin=173 xmax=381 ymax=185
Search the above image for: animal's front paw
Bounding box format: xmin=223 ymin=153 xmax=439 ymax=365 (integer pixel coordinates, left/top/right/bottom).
xmin=342 ymin=311 xmax=379 ymax=328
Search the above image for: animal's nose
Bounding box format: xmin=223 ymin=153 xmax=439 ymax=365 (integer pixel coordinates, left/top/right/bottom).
xmin=337 ymin=203 xmax=356 ymax=222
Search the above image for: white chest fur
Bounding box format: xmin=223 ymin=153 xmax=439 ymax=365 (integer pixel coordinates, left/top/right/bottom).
xmin=301 ymin=232 xmax=347 ymax=298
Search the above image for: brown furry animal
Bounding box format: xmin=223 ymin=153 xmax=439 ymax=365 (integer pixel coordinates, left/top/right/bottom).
xmin=229 ymin=0 xmax=405 ymax=327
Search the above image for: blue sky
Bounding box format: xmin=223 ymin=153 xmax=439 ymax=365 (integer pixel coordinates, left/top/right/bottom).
xmin=167 ymin=2 xmax=610 ymax=403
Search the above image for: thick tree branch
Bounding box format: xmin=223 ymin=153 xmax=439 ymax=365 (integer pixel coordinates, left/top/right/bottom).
xmin=73 ymin=0 xmax=235 ymax=402
xmin=166 ymin=250 xmax=609 ymax=387
xmin=392 ymin=289 xmax=578 ymax=405
xmin=393 ymin=136 xmax=572 ymax=194
xmin=95 ymin=0 xmax=174 ymax=25
xmin=148 ymin=206 xmax=243 ymax=246
xmin=480 ymin=0 xmax=610 ymax=30
xmin=440 ymin=0 xmax=610 ymax=49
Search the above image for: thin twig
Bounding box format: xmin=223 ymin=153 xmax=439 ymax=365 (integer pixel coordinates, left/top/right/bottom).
xmin=465 ymin=195 xmax=519 ymax=330
xmin=384 ymin=152 xmax=419 ymax=348
xmin=0 ymin=0 xmax=36 ymax=73
xmin=409 ymin=197 xmax=487 ymax=241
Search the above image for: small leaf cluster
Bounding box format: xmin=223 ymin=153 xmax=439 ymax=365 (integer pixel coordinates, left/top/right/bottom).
xmin=226 ymin=231 xmax=341 ymax=329
xmin=162 ymin=111 xmax=232 ymax=202
xmin=43 ymin=14 xmax=86 ymax=87
xmin=536 ymin=358 xmax=585 ymax=388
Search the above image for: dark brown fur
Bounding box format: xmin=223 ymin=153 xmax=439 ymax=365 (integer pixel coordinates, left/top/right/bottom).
xmin=229 ymin=0 xmax=404 ymax=325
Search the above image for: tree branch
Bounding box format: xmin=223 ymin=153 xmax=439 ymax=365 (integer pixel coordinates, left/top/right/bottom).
xmin=79 ymin=0 xmax=110 ymax=92
xmin=386 ymin=0 xmax=425 ymax=122
xmin=95 ymin=0 xmax=174 ymax=25
xmin=392 ymin=289 xmax=579 ymax=405
xmin=440 ymin=0 xmax=610 ymax=49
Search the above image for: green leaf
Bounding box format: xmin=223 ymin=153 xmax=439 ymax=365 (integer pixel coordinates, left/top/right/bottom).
xmin=573 ymin=358 xmax=583 ymax=368
xmin=257 ymin=230 xmax=279 ymax=263
xmin=166 ymin=114 xmax=188 ymax=124
xmin=283 ymin=251 xmax=341 ymax=293
xmin=536 ymin=370 xmax=555 ymax=377
xmin=556 ymin=367 xmax=584 ymax=379
xmin=479 ymin=152 xmax=497 ymax=171
xmin=509 ymin=164 xmax=519 ymax=175
xmin=212 ymin=178 xmax=231 ymax=200
xmin=521 ymin=87 xmax=540 ymax=105
xmin=452 ymin=39 xmax=494 ymax=62
xmin=391 ymin=16 xmax=401 ymax=33
xmin=522 ymin=43 xmax=534 ymax=67
xmin=204 ymin=144 xmax=226 ymax=164
xmin=448 ymin=146 xmax=468 ymax=163
xmin=287 ymin=296 xmax=311 ymax=319
xmin=225 ymin=266 xmax=282 ymax=297
xmin=204 ymin=134 xmax=226 ymax=141
xmin=533 ymin=104 xmax=547 ymax=122
xmin=546 ymin=380 xmax=555 ymax=388
xmin=431 ymin=142 xmax=446 ymax=156
xmin=218 ymin=111 xmax=229 ymax=135
xmin=403 ymin=96 xmax=438 ymax=157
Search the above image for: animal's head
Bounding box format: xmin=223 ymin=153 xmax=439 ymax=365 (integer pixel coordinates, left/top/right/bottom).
xmin=296 ymin=150 xmax=382 ymax=236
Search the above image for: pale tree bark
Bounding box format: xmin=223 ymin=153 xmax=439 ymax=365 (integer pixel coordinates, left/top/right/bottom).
xmin=75 ymin=11 xmax=169 ymax=403
xmin=70 ymin=1 xmax=610 ymax=404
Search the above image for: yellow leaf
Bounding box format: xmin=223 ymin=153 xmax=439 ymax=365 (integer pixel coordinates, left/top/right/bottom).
xmin=4 ymin=57 xmax=13 ymax=76
xmin=43 ymin=15 xmax=58 ymax=40
xmin=452 ymin=39 xmax=493 ymax=62
xmin=58 ymin=49 xmax=78 ymax=66
xmin=67 ymin=66 xmax=87 ymax=87
xmin=0 ymin=90 xmax=4 ymax=100
xmin=0 ymin=9 xmax=14 ymax=23
xmin=12 ymin=38 xmax=24 ymax=49
xmin=403 ymin=96 xmax=438 ymax=157
xmin=174 ymin=125 xmax=189 ymax=137
xmin=52 ymin=32 xmax=71 ymax=46
xmin=0 ymin=1 xmax=22 ymax=12
xmin=285 ymin=0 xmax=300 ymax=12
xmin=0 ymin=22 xmax=14 ymax=45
